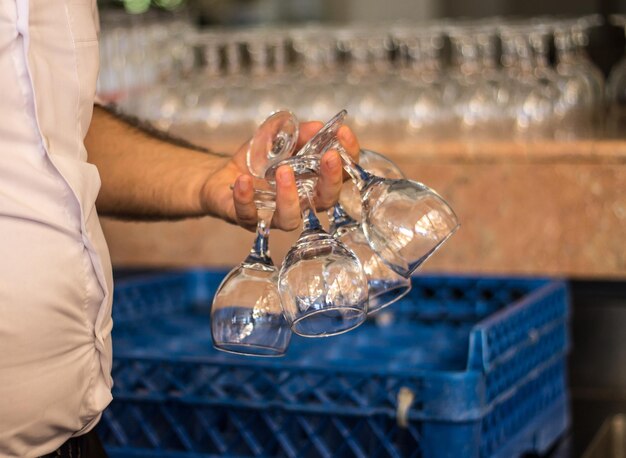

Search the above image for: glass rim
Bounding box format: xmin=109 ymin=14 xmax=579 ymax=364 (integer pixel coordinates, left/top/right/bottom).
xmin=296 ymin=109 xmax=347 ymax=158
xmin=391 ymin=222 xmax=461 ymax=278
xmin=367 ymin=282 xmax=412 ymax=315
xmin=290 ymin=305 xmax=367 ymax=338
xmin=213 ymin=342 xmax=288 ymax=357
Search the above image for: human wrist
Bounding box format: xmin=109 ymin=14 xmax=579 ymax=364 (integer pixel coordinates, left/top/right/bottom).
xmin=195 ymin=156 xmax=236 ymax=220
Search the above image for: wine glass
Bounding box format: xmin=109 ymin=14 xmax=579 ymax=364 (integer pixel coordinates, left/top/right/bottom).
xmin=456 ymin=26 xmax=512 ymax=140
xmin=248 ymin=109 xmax=368 ymax=338
xmin=554 ymin=18 xmax=604 ymax=109
xmin=552 ymin=20 xmax=597 ymax=138
xmin=290 ymin=25 xmax=344 ymax=122
xmin=498 ymin=25 xmax=560 ymax=138
xmin=331 ymin=150 xmax=412 ymax=314
xmin=391 ymin=25 xmax=450 ymax=141
xmin=301 ymin=110 xmax=459 ymax=278
xmin=263 ymin=153 xmax=369 ymax=337
xmin=211 ymin=188 xmax=292 ymax=356
xmin=571 ymin=16 xmax=605 ymax=111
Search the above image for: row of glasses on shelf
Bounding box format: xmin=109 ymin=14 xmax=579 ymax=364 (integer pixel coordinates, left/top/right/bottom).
xmin=97 ymin=9 xmax=196 ymax=102
xmin=210 ymin=110 xmax=460 ymax=356
xmin=109 ymin=15 xmax=619 ymax=145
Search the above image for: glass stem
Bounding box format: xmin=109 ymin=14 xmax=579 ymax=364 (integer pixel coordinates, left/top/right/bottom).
xmin=244 ymin=208 xmax=273 ymax=266
xmin=274 ymin=39 xmax=287 ymax=73
xmin=204 ymin=42 xmax=221 ymax=77
xmin=300 ymin=189 xmax=322 ymax=232
xmin=331 ymin=141 xmax=373 ymax=192
xmin=328 ymin=203 xmax=356 ymax=235
xmin=226 ymin=42 xmax=242 ymax=75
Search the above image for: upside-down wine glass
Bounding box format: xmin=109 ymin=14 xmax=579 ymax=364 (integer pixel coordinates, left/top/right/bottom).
xmin=267 ymin=157 xmax=369 ymax=337
xmin=329 ymin=150 xmax=411 ymax=314
xmin=252 ymin=110 xmax=369 ymax=337
xmin=210 ymin=187 xmax=292 ymax=356
xmin=499 ymin=25 xmax=559 ymax=138
xmin=301 ymin=110 xmax=459 ymax=278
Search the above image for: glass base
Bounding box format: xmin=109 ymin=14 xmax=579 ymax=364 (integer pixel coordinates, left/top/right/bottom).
xmin=291 ymin=306 xmax=366 ymax=338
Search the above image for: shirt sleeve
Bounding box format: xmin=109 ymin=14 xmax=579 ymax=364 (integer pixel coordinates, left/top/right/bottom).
xmin=92 ymin=0 xmax=100 ymax=36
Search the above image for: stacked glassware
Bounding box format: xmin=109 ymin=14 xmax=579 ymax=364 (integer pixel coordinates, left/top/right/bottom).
xmin=211 ymin=110 xmax=459 ymax=356
xmin=97 ymin=10 xmax=196 ymax=104
xmin=99 ymin=15 xmax=609 ymax=144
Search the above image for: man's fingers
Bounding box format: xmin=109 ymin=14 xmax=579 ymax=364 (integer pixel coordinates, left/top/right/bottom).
xmin=338 ymin=125 xmax=360 ymax=160
xmin=296 ymin=121 xmax=323 ymax=149
xmin=233 ymin=174 xmax=258 ymax=230
xmin=232 ymin=120 xmax=360 ymax=232
xmin=273 ymin=165 xmax=301 ymax=231
xmin=315 ymin=150 xmax=344 ymax=210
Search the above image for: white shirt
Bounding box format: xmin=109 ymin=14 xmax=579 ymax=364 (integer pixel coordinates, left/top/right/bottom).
xmin=0 ymin=1 xmax=113 ymax=456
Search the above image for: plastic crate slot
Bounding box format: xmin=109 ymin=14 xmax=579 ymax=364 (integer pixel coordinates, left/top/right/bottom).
xmin=480 ymin=359 xmax=566 ymax=456
xmin=467 ymin=282 xmax=568 ymax=372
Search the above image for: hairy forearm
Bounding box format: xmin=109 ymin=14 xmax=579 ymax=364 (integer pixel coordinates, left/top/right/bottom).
xmin=86 ymin=104 xmax=230 ymax=220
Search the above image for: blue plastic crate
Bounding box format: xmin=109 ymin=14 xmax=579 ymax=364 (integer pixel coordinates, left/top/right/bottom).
xmin=98 ymin=269 xmax=570 ymax=458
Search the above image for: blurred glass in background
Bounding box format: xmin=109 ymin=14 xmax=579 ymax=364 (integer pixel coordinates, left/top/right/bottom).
xmin=95 ymin=0 xmax=626 ymax=148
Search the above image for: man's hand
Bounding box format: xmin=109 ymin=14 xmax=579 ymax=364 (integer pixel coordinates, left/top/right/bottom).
xmin=202 ymin=122 xmax=361 ymax=232
xmin=87 ymin=105 xmax=359 ymax=228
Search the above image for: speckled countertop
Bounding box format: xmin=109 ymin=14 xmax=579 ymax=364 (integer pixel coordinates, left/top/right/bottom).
xmin=101 ymin=134 xmax=626 ymax=279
